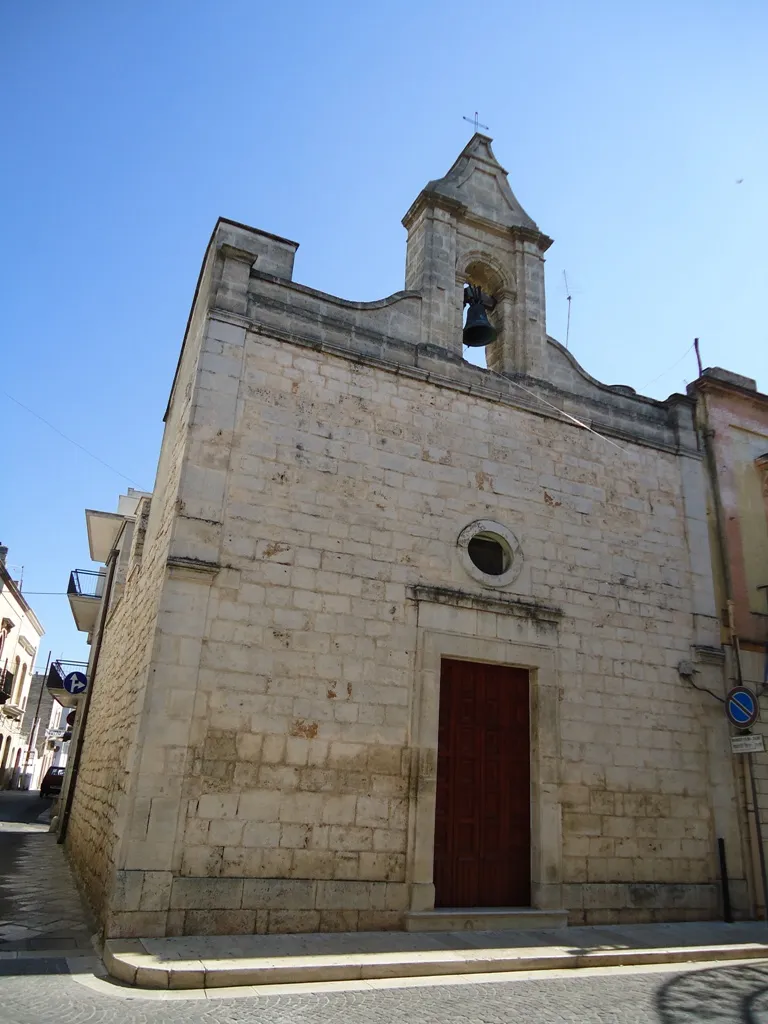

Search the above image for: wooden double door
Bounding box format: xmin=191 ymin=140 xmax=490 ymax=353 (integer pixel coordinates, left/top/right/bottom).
xmin=433 ymin=658 xmax=531 ymax=908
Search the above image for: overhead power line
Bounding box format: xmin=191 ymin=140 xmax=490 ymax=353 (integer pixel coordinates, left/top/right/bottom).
xmin=2 ymin=388 xmax=143 ymax=487
xmin=636 ymin=342 xmax=696 ymax=393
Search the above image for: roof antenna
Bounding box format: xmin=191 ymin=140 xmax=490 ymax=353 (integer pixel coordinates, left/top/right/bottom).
xmin=563 ymin=271 xmax=573 ymax=350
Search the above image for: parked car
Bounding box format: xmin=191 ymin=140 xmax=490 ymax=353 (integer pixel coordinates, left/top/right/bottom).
xmin=40 ymin=766 xmax=65 ymax=798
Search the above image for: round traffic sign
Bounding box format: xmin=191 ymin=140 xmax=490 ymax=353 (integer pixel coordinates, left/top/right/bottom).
xmin=726 ymin=686 xmax=759 ymax=729
xmin=63 ymin=671 xmax=88 ymax=696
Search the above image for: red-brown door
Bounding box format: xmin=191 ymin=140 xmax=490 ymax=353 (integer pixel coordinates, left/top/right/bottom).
xmin=433 ymin=658 xmax=530 ymax=907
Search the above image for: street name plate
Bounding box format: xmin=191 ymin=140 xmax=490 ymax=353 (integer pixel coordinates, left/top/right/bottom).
xmin=731 ymin=734 xmax=765 ymax=754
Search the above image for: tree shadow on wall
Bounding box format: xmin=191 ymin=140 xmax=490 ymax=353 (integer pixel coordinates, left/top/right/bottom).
xmin=656 ymin=962 xmax=768 ymax=1023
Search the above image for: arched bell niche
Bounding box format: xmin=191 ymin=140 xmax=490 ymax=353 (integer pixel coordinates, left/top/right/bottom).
xmin=457 ymin=254 xmax=512 ymax=371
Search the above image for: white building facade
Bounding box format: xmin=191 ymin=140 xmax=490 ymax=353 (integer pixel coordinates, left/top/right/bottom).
xmin=21 ymin=671 xmax=71 ymax=789
xmin=0 ymin=545 xmax=44 ymax=787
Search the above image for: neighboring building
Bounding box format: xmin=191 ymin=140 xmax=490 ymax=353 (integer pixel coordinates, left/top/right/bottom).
xmin=689 ymin=368 xmax=768 ymax=670
xmin=0 ymin=545 xmax=44 ymax=788
xmin=688 ymin=367 xmax=768 ymax=908
xmin=65 ymin=134 xmax=744 ymax=940
xmin=43 ymin=702 xmax=71 ymax=772
xmin=20 ymin=672 xmax=71 ymax=789
xmin=54 ymin=489 xmax=151 ymax=825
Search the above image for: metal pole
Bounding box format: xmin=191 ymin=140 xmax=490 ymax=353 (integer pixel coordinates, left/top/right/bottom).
xmin=694 ymin=337 xmax=703 ymax=377
xmin=758 ymin=585 xmax=768 ymax=693
xmin=729 ymin=602 xmax=745 ymax=686
xmin=718 ymin=837 xmax=733 ymax=922
xmin=747 ymin=750 xmax=768 ymax=923
xmin=23 ymin=651 xmax=50 ymax=791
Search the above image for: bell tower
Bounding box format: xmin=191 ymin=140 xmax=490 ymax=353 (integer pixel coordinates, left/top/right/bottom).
xmin=403 ymin=134 xmax=553 ymax=379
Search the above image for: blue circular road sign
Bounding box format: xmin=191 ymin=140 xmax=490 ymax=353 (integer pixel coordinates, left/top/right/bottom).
xmin=63 ymin=671 xmax=88 ymax=696
xmin=726 ymin=686 xmax=759 ymax=729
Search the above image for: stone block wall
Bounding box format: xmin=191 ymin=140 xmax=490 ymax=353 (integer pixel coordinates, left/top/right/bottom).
xmin=65 ymin=497 xmax=160 ymax=917
xmin=65 ymin=178 xmax=750 ymax=935
xmin=65 ymin=242 xmax=217 ymax=927
xmin=90 ymin=294 xmax=743 ymax=935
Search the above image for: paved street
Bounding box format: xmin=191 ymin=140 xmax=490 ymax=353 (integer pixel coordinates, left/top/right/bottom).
xmin=0 ymin=958 xmax=767 ymax=1023
xmin=0 ymin=789 xmax=53 ymax=824
xmin=2 ymin=790 xmax=768 ymax=1022
xmin=0 ymin=790 xmax=94 ymax=950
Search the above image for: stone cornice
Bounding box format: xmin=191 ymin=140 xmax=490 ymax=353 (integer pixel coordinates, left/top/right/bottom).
xmin=691 ymin=644 xmax=726 ymax=666
xmin=217 ymin=217 xmax=298 ymax=251
xmin=17 ymin=636 xmax=36 ymax=657
xmin=248 ymin=270 xmax=421 ymax=315
xmin=0 ymin=564 xmax=44 ymax=636
xmin=690 ymin=375 xmax=768 ymax=408
xmin=407 ymin=584 xmax=562 ymax=624
xmin=219 ymin=243 xmax=261 ymax=264
xmin=402 ymin=191 xmax=467 ymax=230
xmin=166 ymin=557 xmax=220 ymax=582
xmin=402 ymin=191 xmax=553 ymax=252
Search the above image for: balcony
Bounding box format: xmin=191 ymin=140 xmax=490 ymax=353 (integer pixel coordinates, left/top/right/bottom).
xmin=46 ymin=659 xmax=89 ymax=709
xmin=0 ymin=670 xmax=22 ymax=718
xmin=67 ymin=569 xmax=106 ymax=635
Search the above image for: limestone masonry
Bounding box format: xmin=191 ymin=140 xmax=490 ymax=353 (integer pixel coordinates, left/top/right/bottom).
xmin=65 ymin=135 xmax=749 ymax=938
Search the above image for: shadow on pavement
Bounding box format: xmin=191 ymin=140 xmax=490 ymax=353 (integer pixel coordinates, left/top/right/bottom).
xmin=0 ymin=793 xmax=95 ymax=954
xmin=0 ymin=958 xmax=70 ymax=977
xmin=0 ymin=790 xmax=52 ymax=824
xmin=657 ymin=961 xmax=768 ymax=1023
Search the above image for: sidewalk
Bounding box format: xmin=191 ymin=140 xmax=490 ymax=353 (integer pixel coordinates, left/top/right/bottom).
xmin=0 ymin=793 xmax=95 ymax=957
xmin=106 ymin=919 xmax=768 ymax=990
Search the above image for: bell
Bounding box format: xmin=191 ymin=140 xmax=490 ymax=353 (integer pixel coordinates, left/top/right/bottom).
xmin=462 ymin=286 xmax=497 ymax=347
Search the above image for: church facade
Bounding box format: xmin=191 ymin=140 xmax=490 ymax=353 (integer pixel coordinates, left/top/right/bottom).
xmin=65 ymin=135 xmax=748 ymax=938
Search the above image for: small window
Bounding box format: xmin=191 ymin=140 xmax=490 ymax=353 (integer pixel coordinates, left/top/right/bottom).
xmin=13 ymin=663 xmax=27 ymax=706
xmin=467 ymin=535 xmax=508 ymax=576
xmin=457 ymin=519 xmax=523 ymax=589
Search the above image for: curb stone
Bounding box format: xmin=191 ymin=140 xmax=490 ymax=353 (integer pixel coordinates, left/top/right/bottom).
xmin=104 ymin=939 xmax=768 ymax=991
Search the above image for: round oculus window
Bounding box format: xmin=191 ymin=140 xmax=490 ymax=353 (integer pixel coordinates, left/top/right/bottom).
xmin=467 ymin=533 xmax=509 ymax=576
xmin=457 ymin=520 xmax=523 ymax=588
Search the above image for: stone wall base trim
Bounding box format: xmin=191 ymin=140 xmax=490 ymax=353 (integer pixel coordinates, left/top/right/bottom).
xmin=105 ymin=911 xmax=171 ymax=939
xmin=105 ymin=907 xmax=406 ymax=938
xmin=104 ymin=875 xmax=413 ymax=936
xmin=104 ymin=877 xmax=750 ymax=937
xmin=563 ymin=882 xmax=723 ymax=915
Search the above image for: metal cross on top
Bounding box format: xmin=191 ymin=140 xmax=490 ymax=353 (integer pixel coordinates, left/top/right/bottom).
xmin=463 ymin=111 xmax=489 ymax=133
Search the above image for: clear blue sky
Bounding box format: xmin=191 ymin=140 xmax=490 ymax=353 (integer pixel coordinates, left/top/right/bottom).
xmin=2 ymin=1 xmax=767 ymax=667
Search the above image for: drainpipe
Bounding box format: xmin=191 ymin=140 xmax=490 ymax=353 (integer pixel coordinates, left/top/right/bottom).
xmin=759 ymin=586 xmax=768 ymax=695
xmin=699 ymin=392 xmax=740 ymax=672
xmin=57 ymin=550 xmax=118 ymax=842
xmin=699 ymin=387 xmax=767 ymax=920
